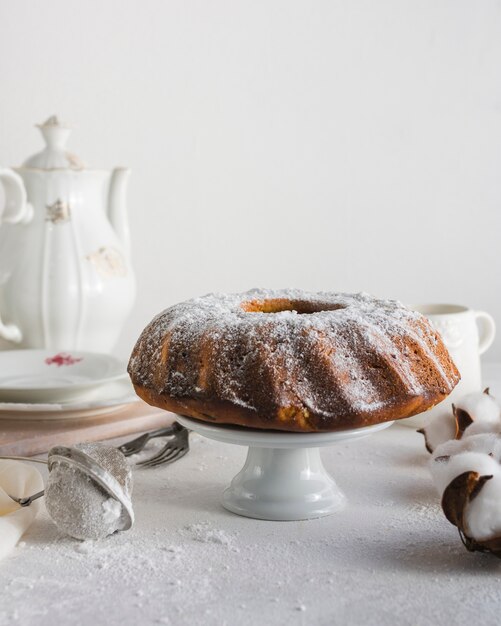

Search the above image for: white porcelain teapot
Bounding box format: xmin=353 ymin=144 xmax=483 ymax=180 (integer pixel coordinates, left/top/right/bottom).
xmin=0 ymin=116 xmax=135 ymax=352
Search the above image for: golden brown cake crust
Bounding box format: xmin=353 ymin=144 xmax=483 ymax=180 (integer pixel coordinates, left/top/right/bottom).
xmin=128 ymin=290 xmax=460 ymax=432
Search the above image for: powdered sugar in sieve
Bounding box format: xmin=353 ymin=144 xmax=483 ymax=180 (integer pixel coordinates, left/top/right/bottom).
xmin=46 ymin=443 xmax=134 ymax=540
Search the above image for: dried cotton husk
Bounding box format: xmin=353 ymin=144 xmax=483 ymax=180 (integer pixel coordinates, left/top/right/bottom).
xmin=419 ymin=389 xmax=501 ymax=453
xmin=430 ymin=431 xmax=501 ymax=557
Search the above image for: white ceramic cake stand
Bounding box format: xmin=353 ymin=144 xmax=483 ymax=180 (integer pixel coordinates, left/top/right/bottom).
xmin=176 ymin=415 xmax=393 ymax=521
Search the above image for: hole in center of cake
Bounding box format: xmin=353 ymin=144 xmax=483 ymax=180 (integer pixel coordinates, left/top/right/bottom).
xmin=241 ymin=298 xmax=346 ymax=314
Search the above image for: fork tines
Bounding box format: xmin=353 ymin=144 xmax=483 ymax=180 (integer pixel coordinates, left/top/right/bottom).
xmin=137 ymin=428 xmax=190 ymax=468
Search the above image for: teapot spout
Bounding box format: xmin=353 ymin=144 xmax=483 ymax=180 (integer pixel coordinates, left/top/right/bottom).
xmin=108 ymin=168 xmax=131 ymax=260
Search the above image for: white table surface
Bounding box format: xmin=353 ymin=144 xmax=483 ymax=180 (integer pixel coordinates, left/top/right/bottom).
xmin=1 ymin=364 xmax=501 ymax=626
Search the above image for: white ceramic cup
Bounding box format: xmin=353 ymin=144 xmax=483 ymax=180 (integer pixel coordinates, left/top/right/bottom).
xmin=402 ymin=304 xmax=496 ymax=428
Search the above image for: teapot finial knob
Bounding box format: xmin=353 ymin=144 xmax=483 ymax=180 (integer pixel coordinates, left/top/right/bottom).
xmin=36 ymin=115 xmax=72 ymax=152
xmin=39 ymin=115 xmax=65 ymax=128
xmin=28 ymin=116 xmax=84 ymax=169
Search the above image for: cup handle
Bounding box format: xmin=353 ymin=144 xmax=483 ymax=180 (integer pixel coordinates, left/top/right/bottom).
xmin=474 ymin=311 xmax=496 ymax=355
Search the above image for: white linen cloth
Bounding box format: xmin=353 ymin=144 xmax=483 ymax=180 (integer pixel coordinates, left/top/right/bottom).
xmin=0 ymin=460 xmax=44 ymax=561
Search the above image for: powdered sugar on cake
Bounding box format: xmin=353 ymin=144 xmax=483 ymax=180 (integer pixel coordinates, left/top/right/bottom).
xmin=128 ymin=289 xmax=459 ymax=430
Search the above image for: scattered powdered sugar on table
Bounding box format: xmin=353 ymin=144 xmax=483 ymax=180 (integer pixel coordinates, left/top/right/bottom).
xmin=182 ymin=521 xmax=239 ymax=549
xmin=2 ymin=424 xmax=501 ymax=626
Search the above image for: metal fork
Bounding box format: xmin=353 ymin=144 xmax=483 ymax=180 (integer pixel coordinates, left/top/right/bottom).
xmin=0 ymin=425 xmax=190 ymax=506
xmin=136 ymin=425 xmax=190 ymax=468
xmin=118 ymin=423 xmax=182 ymax=457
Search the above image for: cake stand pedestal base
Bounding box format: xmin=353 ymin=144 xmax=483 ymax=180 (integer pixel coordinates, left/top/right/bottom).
xmin=176 ymin=415 xmax=393 ymax=521
xmin=222 ymin=446 xmax=344 ymax=520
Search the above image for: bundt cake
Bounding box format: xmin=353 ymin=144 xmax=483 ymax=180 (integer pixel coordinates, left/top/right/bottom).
xmin=128 ymin=289 xmax=460 ymax=432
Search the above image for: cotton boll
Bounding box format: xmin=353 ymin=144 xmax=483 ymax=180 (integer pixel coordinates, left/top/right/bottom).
xmin=430 ymin=451 xmax=500 ymax=496
xmin=488 ymin=436 xmax=501 ymax=463
xmin=462 ymin=420 xmax=501 ymax=439
xmin=464 ymin=474 xmax=501 ymax=542
xmin=433 ymin=433 xmax=501 ymax=462
xmin=418 ymin=413 xmax=457 ymax=453
xmin=424 ymin=390 xmax=501 ymax=558
xmin=455 ymin=391 xmax=500 ymax=427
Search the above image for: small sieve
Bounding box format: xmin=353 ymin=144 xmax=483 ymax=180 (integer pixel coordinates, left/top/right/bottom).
xmin=47 ymin=444 xmax=134 ymax=532
xmin=0 ymin=443 xmax=133 ymax=539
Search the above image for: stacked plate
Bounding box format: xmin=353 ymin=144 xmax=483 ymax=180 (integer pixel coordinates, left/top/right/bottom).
xmin=0 ymin=350 xmax=138 ymax=421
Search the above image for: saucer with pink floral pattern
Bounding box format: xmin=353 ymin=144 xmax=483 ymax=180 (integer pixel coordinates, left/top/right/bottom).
xmin=0 ymin=350 xmax=127 ymax=403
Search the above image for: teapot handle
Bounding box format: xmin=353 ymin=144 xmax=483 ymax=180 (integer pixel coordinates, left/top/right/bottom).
xmin=0 ymin=168 xmax=29 ymax=342
xmin=0 ymin=316 xmax=22 ymax=343
xmin=0 ymin=168 xmax=33 ymax=225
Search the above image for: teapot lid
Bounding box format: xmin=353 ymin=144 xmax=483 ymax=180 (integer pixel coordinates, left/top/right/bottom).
xmin=22 ymin=116 xmax=86 ymax=170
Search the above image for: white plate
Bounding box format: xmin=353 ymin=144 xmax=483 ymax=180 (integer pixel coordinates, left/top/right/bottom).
xmin=0 ymin=350 xmax=128 ymax=403
xmin=0 ymin=378 xmax=139 ymax=421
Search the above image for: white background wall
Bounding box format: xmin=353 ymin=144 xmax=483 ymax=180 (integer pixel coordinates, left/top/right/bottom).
xmin=1 ymin=0 xmax=500 ymax=361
